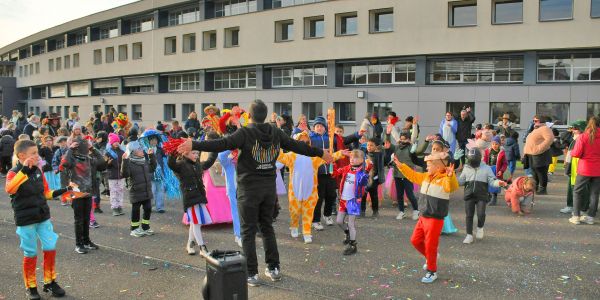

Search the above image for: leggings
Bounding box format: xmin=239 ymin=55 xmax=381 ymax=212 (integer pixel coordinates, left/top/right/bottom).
xmin=131 ymin=199 xmax=152 ymax=230
xmin=531 ymin=165 xmax=549 ymax=189
xmin=465 ymin=199 xmax=486 ymax=235
xmin=336 ymin=212 xmax=357 ymax=240
xmin=361 ymin=182 xmax=380 ymax=212
xmin=188 ymin=224 xmax=205 ymax=245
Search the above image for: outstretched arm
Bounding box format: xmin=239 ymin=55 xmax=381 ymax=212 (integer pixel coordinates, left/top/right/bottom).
xmin=393 ymin=158 xmax=426 ymax=185
xmin=189 ymin=129 xmax=245 ymax=153
xmin=279 ymin=130 xmax=324 ymax=158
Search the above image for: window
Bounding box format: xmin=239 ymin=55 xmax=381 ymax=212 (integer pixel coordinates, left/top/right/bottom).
xmin=119 ymin=45 xmax=127 ymax=61
xmin=336 ymin=12 xmax=357 ymax=36
xmin=69 ymin=82 xmax=89 ymax=97
xmin=182 ymin=104 xmax=195 ymax=119
xmin=117 ymin=105 xmax=127 ymax=114
xmin=168 ymin=73 xmax=201 ymax=91
xmin=74 ymin=32 xmax=88 ymax=45
xmin=493 ymin=0 xmax=523 ymax=24
xmin=223 ymin=103 xmax=238 ymax=110
xmin=94 ymin=49 xmax=102 ymax=65
xmin=490 ymin=102 xmax=521 ymax=125
xmin=214 ymin=69 xmax=256 ymax=89
xmin=99 ymin=24 xmax=118 ymax=40
xmin=449 ymin=1 xmax=477 ymax=27
xmin=203 ymin=31 xmax=217 ymax=50
xmin=106 ymin=47 xmax=114 ymax=63
xmin=129 ymin=86 xmax=154 ymax=93
xmin=215 ymin=0 xmax=258 ymax=17
xmin=164 ymin=104 xmax=176 ymax=121
xmin=24 ymin=65 xmax=28 ymax=77
xmin=131 ymin=16 xmax=153 ymax=33
xmin=56 ymin=39 xmax=65 ymax=49
xmin=133 ymin=42 xmax=143 ymax=59
xmin=344 ymin=61 xmax=416 ymax=85
xmin=48 ymin=59 xmax=54 ymax=72
xmin=275 ymin=20 xmax=294 ymax=42
xmin=539 ymin=0 xmax=573 ymax=21
xmin=367 ymin=102 xmax=392 ymax=124
xmin=447 ymin=102 xmax=475 ymax=118
xmin=99 ymin=88 xmax=118 ymax=95
xmin=274 ymin=102 xmax=292 ymax=116
xmin=538 ymin=54 xmax=600 ymax=82
xmin=305 ymin=16 xmax=324 ymax=38
xmin=63 ymin=106 xmax=70 ymax=119
xmin=73 ymin=106 xmax=79 ymax=113
xmin=593 ymin=0 xmax=600 ymax=18
xmin=302 ymin=102 xmax=323 ymax=122
xmin=536 ymin=103 xmax=569 ymax=125
xmin=64 ymin=55 xmax=70 ymax=69
xmin=588 ymin=103 xmax=600 ymax=119
xmin=40 ymin=88 xmax=47 ymax=98
xmin=55 ymin=57 xmax=62 ymax=71
xmin=169 ymin=6 xmax=200 ymax=26
xmin=273 ymin=0 xmax=326 ymax=8
xmin=19 ymin=66 xmax=22 ymax=77
xmin=165 ymin=37 xmax=177 ymax=55
xmin=131 ymin=104 xmax=142 ymax=121
xmin=93 ymin=105 xmax=101 ymax=113
xmin=183 ymin=33 xmax=196 ymax=53
xmin=370 ymin=8 xmax=393 ymax=33
xmin=272 ymin=65 xmax=327 ymax=87
xmin=225 ymin=27 xmax=240 ymax=47
xmin=430 ymin=56 xmax=524 ymax=83
xmin=73 ymin=53 xmax=79 ymax=68
xmin=335 ymin=102 xmax=356 ymax=124
xmin=35 ymin=62 xmax=39 ymax=74
xmin=104 ymin=105 xmax=114 ymax=115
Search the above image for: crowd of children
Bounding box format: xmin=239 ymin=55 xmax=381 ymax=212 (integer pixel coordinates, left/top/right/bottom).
xmin=2 ymin=106 xmax=600 ymax=298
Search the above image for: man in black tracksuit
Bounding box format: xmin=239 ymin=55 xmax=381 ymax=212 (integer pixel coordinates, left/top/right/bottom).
xmin=178 ymin=100 xmax=329 ymax=285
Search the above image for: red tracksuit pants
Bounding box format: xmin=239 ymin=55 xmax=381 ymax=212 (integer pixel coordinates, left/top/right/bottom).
xmin=410 ymin=216 xmax=444 ymax=272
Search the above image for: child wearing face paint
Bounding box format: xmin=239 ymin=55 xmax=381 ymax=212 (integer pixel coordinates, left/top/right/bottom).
xmin=333 ymin=149 xmax=369 ymax=255
xmin=394 ymin=152 xmax=459 ymax=284
xmin=483 ymin=136 xmax=508 ymax=206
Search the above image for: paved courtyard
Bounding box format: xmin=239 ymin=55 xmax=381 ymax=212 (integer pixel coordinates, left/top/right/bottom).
xmin=0 ymin=172 xmax=598 ymax=300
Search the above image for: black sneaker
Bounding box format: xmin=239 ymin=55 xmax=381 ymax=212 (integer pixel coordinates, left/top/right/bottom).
xmin=26 ymin=287 xmax=41 ymax=300
xmin=200 ymin=244 xmax=209 ymax=254
xmin=84 ymin=241 xmax=99 ymax=250
xmin=343 ymin=230 xmax=350 ymax=245
xmin=94 ymin=207 xmax=103 ymax=214
xmin=372 ymin=211 xmax=379 ymax=218
xmin=74 ymin=245 xmax=88 ymax=254
xmin=343 ymin=241 xmax=357 ymax=255
xmin=43 ymin=281 xmax=66 ymax=297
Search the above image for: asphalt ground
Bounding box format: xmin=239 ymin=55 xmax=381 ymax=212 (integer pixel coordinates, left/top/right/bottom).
xmin=0 ymin=170 xmax=598 ymax=300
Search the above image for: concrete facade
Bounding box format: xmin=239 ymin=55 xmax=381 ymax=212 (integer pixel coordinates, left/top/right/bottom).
xmin=0 ymin=0 xmax=599 ymax=134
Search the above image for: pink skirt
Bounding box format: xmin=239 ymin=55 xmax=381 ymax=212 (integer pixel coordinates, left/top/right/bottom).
xmin=186 ymin=204 xmax=213 ymax=225
xmin=203 ymin=171 xmax=233 ymax=224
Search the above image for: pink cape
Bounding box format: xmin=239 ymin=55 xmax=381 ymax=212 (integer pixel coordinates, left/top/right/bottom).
xmin=202 ymin=170 xmax=233 ymax=224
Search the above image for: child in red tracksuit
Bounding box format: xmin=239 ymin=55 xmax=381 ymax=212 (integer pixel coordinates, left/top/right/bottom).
xmin=394 ymin=152 xmax=459 ymax=284
xmin=484 ymin=136 xmax=507 ymax=206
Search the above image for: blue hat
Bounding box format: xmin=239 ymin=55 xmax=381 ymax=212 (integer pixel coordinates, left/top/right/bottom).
xmin=313 ymin=116 xmax=327 ymax=130
xmin=492 ymin=136 xmax=501 ymax=144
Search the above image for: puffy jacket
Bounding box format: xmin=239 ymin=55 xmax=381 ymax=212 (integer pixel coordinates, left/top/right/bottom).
xmin=503 ymin=137 xmax=520 ymax=162
xmin=366 ymin=151 xmax=385 ymax=186
xmin=524 ymin=125 xmax=554 ymax=168
xmin=458 ymin=164 xmax=501 ymax=201
xmin=120 ymin=155 xmax=157 ymax=204
xmin=168 ymin=153 xmax=217 ymax=211
xmin=0 ymin=134 xmax=15 ymax=158
xmin=571 ymin=131 xmax=600 ymax=177
xmin=105 ymin=147 xmax=125 ymax=180
xmin=38 ymin=146 xmax=56 ymax=173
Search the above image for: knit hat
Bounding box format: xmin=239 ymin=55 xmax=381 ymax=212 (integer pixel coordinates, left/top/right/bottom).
xmin=72 ymin=122 xmax=82 ymax=131
xmin=569 ymin=120 xmax=586 ymax=131
xmin=108 ymin=133 xmax=120 ymax=145
xmin=126 ymin=141 xmax=143 ymax=157
xmin=313 ymin=116 xmax=327 ymax=129
xmin=491 ymin=136 xmax=501 ymax=144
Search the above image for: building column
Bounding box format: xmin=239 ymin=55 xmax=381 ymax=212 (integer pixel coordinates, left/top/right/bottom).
xmin=327 ymin=60 xmax=337 ymax=88
xmin=199 ymin=70 xmax=207 ymax=91
xmin=64 ymin=83 xmax=69 ymax=98
xmin=255 ymin=65 xmax=264 ymax=90
xmin=117 ymin=19 xmax=122 ymax=36
xmin=28 ymin=87 xmax=32 ymax=100
xmin=199 ymin=1 xmax=206 ymax=21
xmin=256 ymin=0 xmax=265 ymax=10
xmin=153 ymin=10 xmax=160 ymax=29
xmin=415 ymin=56 xmax=427 ymax=86
xmin=523 ymin=51 xmax=537 ymax=86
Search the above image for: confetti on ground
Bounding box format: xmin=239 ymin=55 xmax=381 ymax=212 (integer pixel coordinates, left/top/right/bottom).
xmin=131 ymin=272 xmax=139 ymax=276
xmin=120 ymin=289 xmax=128 ymax=293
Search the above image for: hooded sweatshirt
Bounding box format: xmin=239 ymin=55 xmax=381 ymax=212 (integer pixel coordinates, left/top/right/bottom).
xmin=192 ymin=123 xmax=323 ymax=184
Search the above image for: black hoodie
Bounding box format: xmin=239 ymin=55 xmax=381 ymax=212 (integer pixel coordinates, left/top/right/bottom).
xmin=192 ymin=123 xmax=323 ymax=184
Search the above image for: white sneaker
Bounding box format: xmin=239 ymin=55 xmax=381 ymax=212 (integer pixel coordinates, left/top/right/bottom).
xmin=569 ymin=216 xmax=581 ymax=225
xmin=396 ymin=211 xmax=405 ymax=220
xmin=312 ymin=222 xmax=324 ymax=231
xmin=235 ymin=236 xmax=243 ymax=248
xmin=463 ymin=234 xmax=474 ymax=244
xmin=412 ymin=210 xmax=420 ymax=220
xmin=475 ymin=227 xmax=484 ymax=239
xmin=186 ymin=240 xmax=196 ymax=255
xmin=303 ymin=235 xmax=312 ymax=244
xmin=130 ymin=228 xmax=145 ymax=237
xmin=290 ymin=228 xmax=299 ymax=238
xmin=559 ymin=206 xmax=573 ymax=214
xmin=581 ymin=216 xmax=595 ymax=225
xmin=421 ymin=271 xmax=438 ymax=284
xmin=325 ymin=216 xmax=334 ymax=226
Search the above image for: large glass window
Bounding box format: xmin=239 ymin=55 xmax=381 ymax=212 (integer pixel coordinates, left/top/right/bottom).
xmin=344 ymin=61 xmax=416 ymax=85
xmin=74 ymin=32 xmax=88 ymax=45
xmin=302 ymin=102 xmax=323 ymax=122
xmin=538 ymin=54 xmax=600 ymax=82
xmin=169 ymin=73 xmax=201 ymax=91
xmin=335 ymin=102 xmax=356 ymax=124
xmin=370 ymin=8 xmax=393 ymax=32
xmin=132 ymin=105 xmax=142 ymax=120
xmin=493 ymin=0 xmax=523 ymax=24
xmin=164 ymin=104 xmax=176 ymax=121
xmin=446 ymin=102 xmax=475 ymax=119
xmin=214 ymin=69 xmax=256 ymax=90
xmin=368 ymin=102 xmax=392 ymax=124
xmin=337 ymin=12 xmax=357 ymax=36
xmin=272 ymin=65 xmax=327 ymax=87
xmin=131 ymin=16 xmax=153 ymax=33
xmin=449 ymin=2 xmax=477 ymax=27
xmin=182 ymin=104 xmax=195 ymax=119
xmin=490 ymin=102 xmax=521 ymax=125
xmin=593 ymin=0 xmax=600 ymax=17
xmin=539 ymin=0 xmax=573 ymax=21
xmin=588 ymin=103 xmax=600 ymax=119
xmin=431 ymin=56 xmax=524 ymax=83
xmin=274 ymin=102 xmax=292 ymax=116
xmin=169 ymin=7 xmax=200 ymax=26
xmin=215 ymin=0 xmax=258 ymax=17
xmin=536 ymin=103 xmax=569 ymax=125
xmin=99 ymin=24 xmax=118 ymax=40
xmin=273 ymin=0 xmax=325 ymax=8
